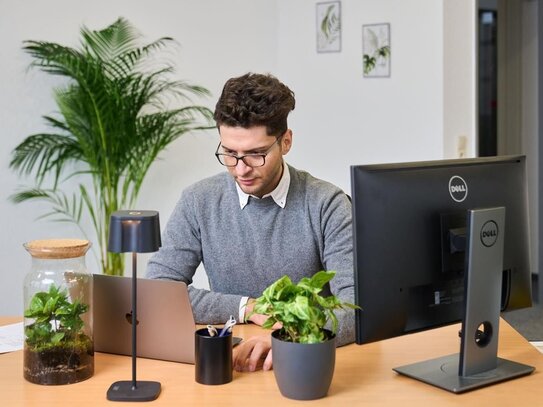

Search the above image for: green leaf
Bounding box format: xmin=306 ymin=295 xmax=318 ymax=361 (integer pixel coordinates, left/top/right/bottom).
xmin=309 ymin=270 xmax=335 ymax=289
xmin=363 ymin=54 xmax=377 ymax=75
xmin=54 ymin=306 xmax=71 ymax=316
xmin=261 ymin=317 xmax=277 ymax=330
xmin=252 ymin=301 xmax=270 ymax=316
xmin=25 ymin=296 xmax=45 ymax=317
xmin=43 ymin=296 xmax=58 ymax=315
xmin=51 ymin=331 xmax=65 ymax=345
xmin=262 ymin=275 xmax=293 ymax=301
xmin=285 ymin=296 xmax=311 ymax=320
xmin=320 ymin=5 xmax=340 ymax=42
xmin=301 ymin=331 xmax=326 ymax=344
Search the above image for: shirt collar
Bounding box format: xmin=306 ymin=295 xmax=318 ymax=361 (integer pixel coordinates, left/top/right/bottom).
xmin=235 ymin=162 xmax=290 ymax=209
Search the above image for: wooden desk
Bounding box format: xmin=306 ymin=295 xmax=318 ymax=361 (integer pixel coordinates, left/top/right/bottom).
xmin=1 ymin=317 xmax=542 ymax=406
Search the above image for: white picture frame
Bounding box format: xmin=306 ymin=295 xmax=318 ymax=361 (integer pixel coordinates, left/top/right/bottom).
xmin=363 ymin=23 xmax=391 ymax=77
xmin=316 ymin=1 xmax=341 ymax=53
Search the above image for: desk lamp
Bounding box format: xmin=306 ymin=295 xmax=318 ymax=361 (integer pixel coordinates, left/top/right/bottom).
xmin=106 ymin=210 xmax=161 ymax=402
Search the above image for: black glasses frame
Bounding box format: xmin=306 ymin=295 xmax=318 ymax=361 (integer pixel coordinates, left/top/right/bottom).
xmin=214 ymin=135 xmax=283 ymax=168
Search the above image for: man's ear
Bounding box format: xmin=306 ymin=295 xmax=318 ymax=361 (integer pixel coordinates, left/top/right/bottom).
xmin=281 ymin=129 xmax=293 ymax=155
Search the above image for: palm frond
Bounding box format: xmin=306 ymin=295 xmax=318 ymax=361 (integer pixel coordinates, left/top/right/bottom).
xmin=10 ymin=188 xmax=83 ymax=224
xmin=23 ymin=41 xmax=84 ymax=78
xmin=9 ymin=132 xmax=81 ymax=185
xmin=80 ymin=17 xmax=140 ymax=62
xmin=10 ymin=188 xmax=51 ymax=203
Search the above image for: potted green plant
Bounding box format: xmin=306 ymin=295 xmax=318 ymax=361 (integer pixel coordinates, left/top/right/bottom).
xmin=251 ymin=270 xmax=358 ymax=400
xmin=10 ymin=17 xmax=213 ymax=276
xmin=24 ymin=284 xmax=93 ymax=385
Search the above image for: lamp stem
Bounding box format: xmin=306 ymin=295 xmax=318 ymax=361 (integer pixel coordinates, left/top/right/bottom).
xmin=131 ymin=251 xmax=137 ymax=389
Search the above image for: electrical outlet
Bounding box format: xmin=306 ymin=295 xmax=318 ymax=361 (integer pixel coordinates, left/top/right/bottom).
xmin=457 ymin=135 xmax=467 ymax=158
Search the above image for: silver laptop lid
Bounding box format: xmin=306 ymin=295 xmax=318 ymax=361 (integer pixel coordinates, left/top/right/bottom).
xmin=93 ymin=274 xmax=195 ymax=364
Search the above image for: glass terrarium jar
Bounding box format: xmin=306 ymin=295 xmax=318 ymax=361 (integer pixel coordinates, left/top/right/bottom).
xmin=23 ymin=239 xmax=94 ymax=385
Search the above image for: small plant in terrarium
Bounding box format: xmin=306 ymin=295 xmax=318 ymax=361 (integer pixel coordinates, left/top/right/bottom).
xmin=24 ymin=284 xmax=93 ymax=385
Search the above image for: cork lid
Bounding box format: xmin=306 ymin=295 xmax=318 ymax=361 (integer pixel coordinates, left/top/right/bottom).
xmin=24 ymin=239 xmax=91 ymax=259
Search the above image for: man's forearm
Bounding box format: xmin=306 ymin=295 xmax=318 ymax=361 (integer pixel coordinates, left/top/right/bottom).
xmin=188 ymin=286 xmax=244 ymax=325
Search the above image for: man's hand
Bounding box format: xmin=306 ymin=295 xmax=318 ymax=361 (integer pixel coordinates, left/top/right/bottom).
xmin=233 ymin=335 xmax=273 ymax=372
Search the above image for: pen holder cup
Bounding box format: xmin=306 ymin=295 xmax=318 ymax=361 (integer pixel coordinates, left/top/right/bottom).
xmin=195 ymin=327 xmax=233 ymax=385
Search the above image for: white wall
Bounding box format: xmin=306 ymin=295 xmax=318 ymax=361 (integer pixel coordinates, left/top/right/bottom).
xmin=443 ymin=0 xmax=477 ymax=158
xmin=0 ymin=0 xmax=475 ymax=315
xmin=277 ymin=0 xmax=446 ymax=193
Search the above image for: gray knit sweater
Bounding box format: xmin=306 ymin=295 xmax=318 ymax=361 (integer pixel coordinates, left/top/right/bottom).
xmin=146 ymin=164 xmax=355 ymax=346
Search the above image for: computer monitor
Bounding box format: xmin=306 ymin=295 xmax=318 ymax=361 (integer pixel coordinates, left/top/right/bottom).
xmin=351 ymin=155 xmax=534 ymax=393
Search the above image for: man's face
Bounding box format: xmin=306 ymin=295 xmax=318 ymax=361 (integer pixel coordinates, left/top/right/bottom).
xmin=218 ymin=125 xmax=292 ymax=198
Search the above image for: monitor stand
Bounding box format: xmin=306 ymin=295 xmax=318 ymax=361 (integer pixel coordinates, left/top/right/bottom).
xmin=394 ymin=207 xmax=534 ymax=393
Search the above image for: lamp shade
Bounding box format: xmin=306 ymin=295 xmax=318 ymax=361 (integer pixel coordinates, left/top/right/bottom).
xmin=108 ymin=210 xmax=161 ymax=253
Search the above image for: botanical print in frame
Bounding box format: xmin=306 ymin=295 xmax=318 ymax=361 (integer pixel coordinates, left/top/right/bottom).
xmin=316 ymin=1 xmax=341 ymax=53
xmin=363 ymin=23 xmax=391 ymax=77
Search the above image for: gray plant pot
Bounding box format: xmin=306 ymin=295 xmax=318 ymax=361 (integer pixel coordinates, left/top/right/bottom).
xmin=271 ymin=329 xmax=336 ymax=400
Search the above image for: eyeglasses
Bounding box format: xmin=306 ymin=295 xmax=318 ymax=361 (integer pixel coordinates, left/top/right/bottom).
xmin=215 ymin=136 xmax=282 ymax=168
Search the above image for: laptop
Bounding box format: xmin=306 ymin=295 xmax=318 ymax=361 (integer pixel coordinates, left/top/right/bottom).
xmin=93 ymin=274 xmax=195 ymax=364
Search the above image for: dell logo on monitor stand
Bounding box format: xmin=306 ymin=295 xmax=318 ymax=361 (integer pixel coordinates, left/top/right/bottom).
xmin=449 ymin=175 xmax=468 ymax=202
xmin=480 ymin=220 xmax=499 ymax=247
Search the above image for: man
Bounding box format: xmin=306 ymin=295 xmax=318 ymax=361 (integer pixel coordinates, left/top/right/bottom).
xmin=146 ymin=72 xmax=354 ymax=372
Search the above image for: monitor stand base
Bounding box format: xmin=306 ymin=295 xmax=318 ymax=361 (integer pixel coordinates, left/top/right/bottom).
xmin=393 ymin=353 xmax=534 ymax=393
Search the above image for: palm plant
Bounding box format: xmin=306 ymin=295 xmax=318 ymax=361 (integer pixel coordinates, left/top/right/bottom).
xmin=10 ymin=18 xmax=214 ymax=275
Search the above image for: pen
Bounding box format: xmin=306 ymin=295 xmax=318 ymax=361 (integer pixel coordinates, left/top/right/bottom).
xmin=206 ymin=325 xmax=218 ymax=337
xmin=219 ymin=315 xmax=236 ymax=337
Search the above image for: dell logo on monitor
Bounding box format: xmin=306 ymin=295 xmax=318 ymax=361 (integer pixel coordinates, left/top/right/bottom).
xmin=480 ymin=220 xmax=499 ymax=247
xmin=449 ymin=176 xmax=468 ymax=202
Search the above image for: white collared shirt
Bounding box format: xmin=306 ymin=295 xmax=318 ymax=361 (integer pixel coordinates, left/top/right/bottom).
xmin=236 ymin=162 xmax=290 ymax=322
xmin=235 ymin=161 xmax=290 ymax=209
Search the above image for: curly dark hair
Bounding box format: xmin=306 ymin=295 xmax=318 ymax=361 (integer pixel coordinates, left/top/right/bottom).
xmin=213 ymin=73 xmax=295 ymax=136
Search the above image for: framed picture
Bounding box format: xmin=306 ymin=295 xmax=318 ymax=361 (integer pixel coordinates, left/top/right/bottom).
xmin=316 ymin=1 xmax=341 ymax=53
xmin=362 ymin=23 xmax=391 ymax=77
